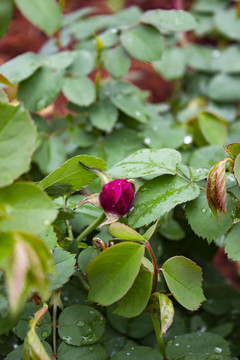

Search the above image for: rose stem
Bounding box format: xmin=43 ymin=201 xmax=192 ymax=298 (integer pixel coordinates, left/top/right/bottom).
xmin=76 ymin=212 xmax=106 ymax=244
xmin=52 ymin=289 xmax=60 ymax=358
xmin=145 ymin=242 xmax=159 ymax=293
xmin=150 ymin=309 xmax=166 ymax=357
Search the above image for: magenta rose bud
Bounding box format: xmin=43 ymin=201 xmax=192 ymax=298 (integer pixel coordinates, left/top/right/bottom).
xmin=99 ymin=179 xmax=135 ymax=216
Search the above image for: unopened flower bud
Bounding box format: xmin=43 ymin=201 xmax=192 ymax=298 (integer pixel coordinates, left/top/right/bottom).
xmin=99 ymin=179 xmax=135 ymax=217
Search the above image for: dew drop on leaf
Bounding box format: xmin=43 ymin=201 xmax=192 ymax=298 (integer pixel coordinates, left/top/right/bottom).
xmin=76 ymin=321 xmax=85 ymax=327
xmin=201 ymin=208 xmax=207 ymax=213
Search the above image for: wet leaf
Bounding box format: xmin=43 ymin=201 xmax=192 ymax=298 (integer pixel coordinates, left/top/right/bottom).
xmin=129 ymin=175 xmax=200 ymax=228
xmin=109 ymin=148 xmax=181 ymax=179
xmin=166 ymin=332 xmax=231 ymax=360
xmin=58 ymin=304 xmax=106 ymax=346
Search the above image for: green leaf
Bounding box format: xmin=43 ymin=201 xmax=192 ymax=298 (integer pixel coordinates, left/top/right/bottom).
xmin=216 ymin=45 xmax=240 ymax=74
xmin=38 ymin=155 xmax=107 ymax=197
xmin=121 ymin=24 xmax=163 ymax=62
xmin=109 ymin=223 xmax=146 ymax=242
xmin=225 ymin=223 xmax=240 ymax=261
xmin=0 ymin=102 xmax=36 ymax=187
xmin=0 ymin=182 xmax=57 ymax=233
xmin=78 ymin=247 xmax=99 ymax=274
xmin=106 ymin=307 xmax=153 ymax=338
xmin=197 ymin=111 xmax=228 ymax=145
xmin=0 ymin=0 xmax=13 ymax=38
xmin=68 ymin=50 xmax=96 ymax=76
xmin=63 ymin=77 xmax=96 ymax=107
xmin=109 ymin=148 xmax=181 ymax=179
xmin=111 ymin=346 xmax=163 ymax=360
xmin=189 ymin=145 xmax=227 ymax=169
xmin=0 ymin=232 xmax=53 ymax=313
xmin=18 ymin=67 xmax=63 ymax=112
xmin=50 ymin=248 xmax=76 ymax=291
xmin=24 ymin=328 xmax=52 ymax=360
xmin=160 ymin=219 xmax=185 ymax=241
xmin=215 ymin=8 xmax=240 ymax=41
xmin=226 ymin=143 xmax=240 ymax=160
xmin=58 ymin=342 xmax=109 ymax=360
xmin=89 ymin=99 xmax=118 ymax=131
xmin=0 ymin=74 xmax=13 ymax=87
xmin=58 ymin=304 xmax=106 ymax=346
xmin=38 ymin=226 xmax=57 ymax=250
xmin=102 ymin=45 xmax=130 ymax=79
xmin=129 ymin=175 xmax=200 ymax=228
xmin=41 ymin=51 xmax=76 ymax=70
xmin=33 ymin=136 xmax=66 ymax=175
xmin=14 ymin=302 xmax=51 ymax=341
xmin=185 ymin=191 xmax=235 ymax=243
xmin=141 ymin=9 xmax=197 ymax=32
xmin=103 ymin=128 xmax=144 ymax=167
xmin=0 ymin=89 xmax=9 ymax=102
xmin=153 ymin=47 xmax=185 ymax=80
xmin=158 ymin=294 xmax=174 ymax=335
xmin=114 ymin=267 xmax=153 ymax=318
xmin=110 ymin=95 xmax=150 ymax=123
xmin=151 ymin=293 xmax=174 ymax=335
xmin=161 ymin=256 xmax=205 ymax=311
xmin=142 ymin=117 xmax=186 ymax=149
xmin=234 ymin=153 xmax=240 ymax=186
xmin=166 ymin=332 xmax=231 ymax=360
xmin=15 ymin=0 xmax=61 ymax=36
xmin=87 ymin=242 xmax=144 ymax=306
xmin=0 ymin=52 xmax=41 ymax=86
xmin=185 ymin=44 xmax=221 ymax=73
xmin=207 ymin=74 xmax=240 ymax=102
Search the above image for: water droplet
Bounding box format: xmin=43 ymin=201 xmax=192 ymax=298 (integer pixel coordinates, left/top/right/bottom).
xmin=41 ymin=330 xmax=49 ymax=338
xmin=214 ymin=347 xmax=222 ymax=354
xmin=175 ymin=343 xmax=179 ymax=346
xmin=187 ymin=345 xmax=190 ymax=348
xmin=111 ymin=28 xmax=118 ymax=33
xmin=77 ymin=321 xmax=85 ymax=327
xmin=89 ymin=310 xmax=95 ymax=314
xmin=63 ymin=296 xmax=69 ymax=301
xmin=131 ymin=347 xmax=135 ymax=350
xmin=144 ymin=137 xmax=151 ymax=145
xmin=44 ymin=220 xmax=50 ymax=225
xmin=135 ymin=111 xmax=141 ymax=117
xmin=201 ymin=208 xmax=207 ymax=213
xmin=184 ymin=135 xmax=193 ymax=144
xmin=37 ymin=321 xmax=41 ymax=327
xmin=89 ymin=347 xmax=94 ymax=352
xmin=13 ymin=344 xmax=18 ymax=349
xmin=126 ymin=353 xmax=130 ymax=356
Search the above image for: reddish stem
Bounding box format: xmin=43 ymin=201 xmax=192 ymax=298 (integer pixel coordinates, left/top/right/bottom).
xmin=145 ymin=242 xmax=159 ymax=293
